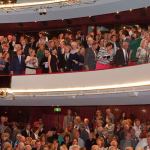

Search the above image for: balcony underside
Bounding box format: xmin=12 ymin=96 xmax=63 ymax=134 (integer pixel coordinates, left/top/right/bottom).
xmin=0 ymin=63 xmax=150 ymax=106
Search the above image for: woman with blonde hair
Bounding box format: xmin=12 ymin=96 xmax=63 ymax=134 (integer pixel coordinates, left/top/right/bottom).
xmin=91 ymin=145 xmax=99 ymax=150
xmin=60 ymin=144 xmax=68 ymax=150
xmin=136 ymin=40 xmax=149 ymax=64
xmin=96 ymin=137 xmax=106 ymax=150
xmin=70 ymin=41 xmax=80 ymax=71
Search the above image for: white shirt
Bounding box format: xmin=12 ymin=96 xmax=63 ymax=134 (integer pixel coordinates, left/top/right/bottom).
xmin=85 ymin=126 xmax=90 ymax=135
xmin=65 ymin=53 xmax=70 ymax=60
xmin=78 ymin=137 xmax=85 ymax=148
xmin=70 ymin=49 xmax=78 ymax=54
xmin=122 ymin=48 xmax=128 ymax=62
xmin=113 ymin=42 xmax=117 ymax=55
xmin=136 ymin=138 xmax=148 ymax=150
xmin=34 ymin=133 xmax=39 ymax=140
xmin=26 ymin=129 xmax=30 ymax=137
xmin=133 ymin=125 xmax=142 ymax=139
xmin=18 ymin=55 xmax=21 ymax=63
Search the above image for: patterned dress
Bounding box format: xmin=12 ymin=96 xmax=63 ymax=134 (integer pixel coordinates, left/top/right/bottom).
xmin=136 ymin=47 xmax=148 ymax=64
xmin=96 ymin=48 xmax=113 ymax=70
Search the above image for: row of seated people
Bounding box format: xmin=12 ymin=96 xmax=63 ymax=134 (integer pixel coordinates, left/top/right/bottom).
xmin=0 ymin=25 xmax=150 ymax=75
xmin=0 ymin=108 xmax=150 ymax=150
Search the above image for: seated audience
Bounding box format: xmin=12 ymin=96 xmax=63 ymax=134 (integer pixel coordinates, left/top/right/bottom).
xmin=0 ymin=106 xmax=150 ymax=150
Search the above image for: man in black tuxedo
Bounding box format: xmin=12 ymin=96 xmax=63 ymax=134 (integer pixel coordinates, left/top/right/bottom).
xmin=110 ymin=35 xmax=120 ymax=55
xmin=48 ymin=40 xmax=55 ymax=52
xmin=59 ymin=44 xmax=72 ymax=72
xmin=21 ymin=123 xmax=33 ymax=137
xmin=20 ymin=39 xmax=30 ymax=58
xmin=29 ymin=36 xmax=37 ymax=51
xmin=114 ymin=41 xmax=129 ymax=67
xmin=7 ymin=34 xmax=15 ymax=60
xmin=10 ymin=44 xmax=25 ymax=75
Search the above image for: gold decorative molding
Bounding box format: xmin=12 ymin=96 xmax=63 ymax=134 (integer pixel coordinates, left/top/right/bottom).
xmin=0 ymin=89 xmax=7 ymax=97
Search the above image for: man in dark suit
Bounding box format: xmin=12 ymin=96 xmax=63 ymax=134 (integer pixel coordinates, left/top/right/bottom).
xmin=20 ymin=39 xmax=30 ymax=58
xmin=120 ymin=30 xmax=131 ymax=43
xmin=84 ymin=37 xmax=97 ymax=70
xmin=21 ymin=123 xmax=33 ymax=137
xmin=114 ymin=41 xmax=129 ymax=67
xmin=29 ymin=36 xmax=37 ymax=51
xmin=59 ymin=44 xmax=72 ymax=72
xmin=110 ymin=35 xmax=121 ymax=55
xmin=10 ymin=44 xmax=25 ymax=75
xmin=7 ymin=34 xmax=15 ymax=60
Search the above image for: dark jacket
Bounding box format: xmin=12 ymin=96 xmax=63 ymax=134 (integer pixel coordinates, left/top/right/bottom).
xmin=10 ymin=55 xmax=25 ymax=75
xmin=84 ymin=48 xmax=96 ymax=70
xmin=114 ymin=48 xmax=128 ymax=66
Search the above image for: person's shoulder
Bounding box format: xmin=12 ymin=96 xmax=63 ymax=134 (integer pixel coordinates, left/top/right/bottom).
xmin=139 ymin=138 xmax=147 ymax=142
xmin=117 ymin=48 xmax=122 ymax=51
xmin=116 ymin=48 xmax=123 ymax=54
xmin=136 ymin=138 xmax=147 ymax=149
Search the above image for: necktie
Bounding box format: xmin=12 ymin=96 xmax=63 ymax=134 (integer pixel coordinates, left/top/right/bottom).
xmin=123 ymin=50 xmax=127 ymax=64
xmin=65 ymin=54 xmax=68 ymax=60
xmin=125 ymin=52 xmax=128 ymax=64
xmin=18 ymin=55 xmax=21 ymax=64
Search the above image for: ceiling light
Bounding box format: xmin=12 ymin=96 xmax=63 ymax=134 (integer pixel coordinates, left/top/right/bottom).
xmin=116 ymin=10 xmax=119 ymax=14
xmin=141 ymin=109 xmax=147 ymax=113
xmin=133 ymin=91 xmax=139 ymax=97
xmin=129 ymin=8 xmax=132 ymax=12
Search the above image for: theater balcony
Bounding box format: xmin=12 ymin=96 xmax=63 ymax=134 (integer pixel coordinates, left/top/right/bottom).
xmin=0 ymin=0 xmax=149 ymax=24
xmin=0 ymin=63 xmax=150 ymax=106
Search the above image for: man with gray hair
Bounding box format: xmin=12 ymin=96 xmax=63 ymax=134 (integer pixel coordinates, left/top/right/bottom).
xmin=114 ymin=41 xmax=129 ymax=66
xmin=84 ymin=37 xmax=97 ymax=70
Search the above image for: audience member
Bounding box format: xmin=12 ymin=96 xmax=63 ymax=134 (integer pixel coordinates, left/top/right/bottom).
xmin=25 ymin=49 xmax=38 ymax=74
xmin=0 ymin=107 xmax=149 ymax=150
xmin=63 ymin=109 xmax=74 ymax=131
xmin=0 ymin=25 xmax=149 ymax=75
xmin=10 ymin=44 xmax=25 ymax=75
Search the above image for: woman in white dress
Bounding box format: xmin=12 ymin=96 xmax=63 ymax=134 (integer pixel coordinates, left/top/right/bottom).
xmin=25 ymin=50 xmax=38 ymax=74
